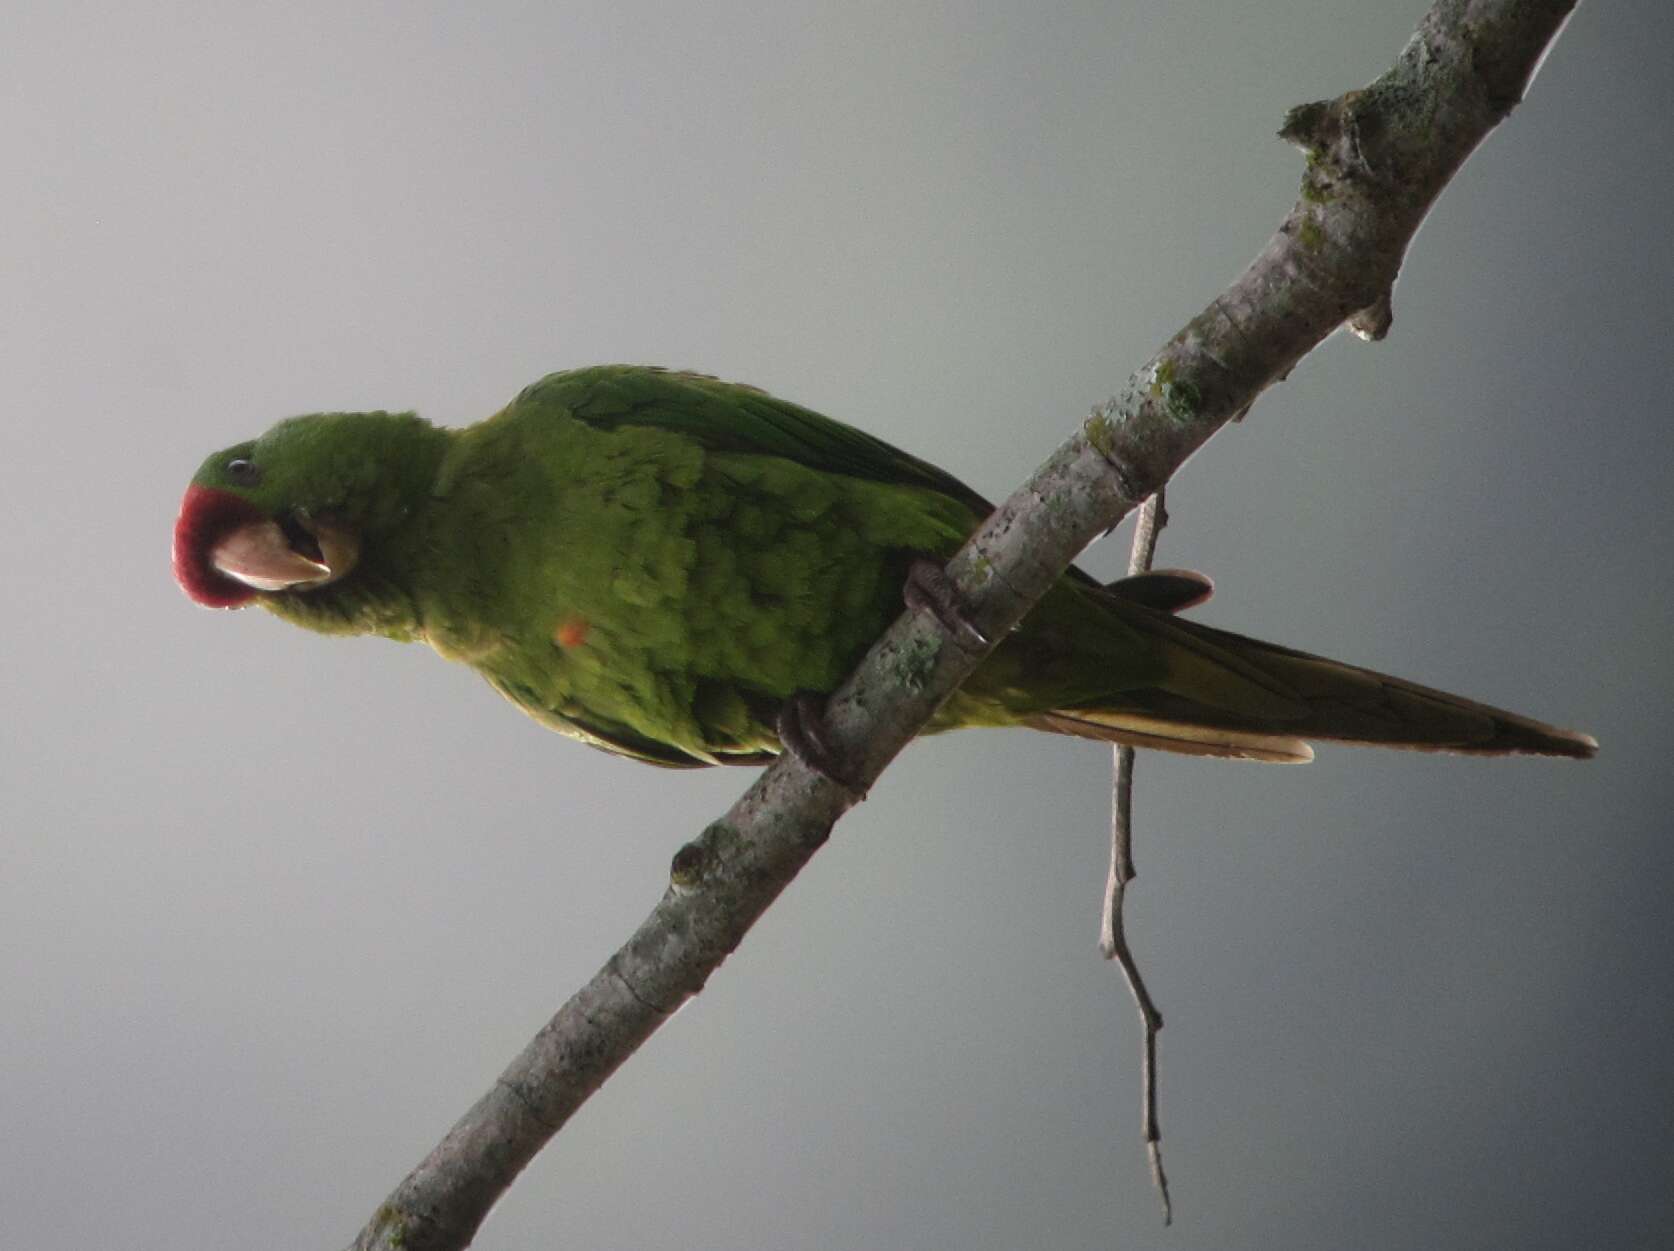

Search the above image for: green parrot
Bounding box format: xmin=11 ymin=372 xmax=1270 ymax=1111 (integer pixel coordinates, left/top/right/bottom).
xmin=172 ymin=365 xmax=1596 ymax=772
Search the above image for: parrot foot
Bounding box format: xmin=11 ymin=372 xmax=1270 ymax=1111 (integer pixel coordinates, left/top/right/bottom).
xmin=778 ymin=692 xmax=866 ymax=798
xmin=904 ymin=559 xmax=988 ymax=650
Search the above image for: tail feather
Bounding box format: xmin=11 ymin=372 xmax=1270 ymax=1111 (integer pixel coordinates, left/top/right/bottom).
xmin=1036 ymin=601 xmax=1598 ymax=763
xmin=1024 ymin=709 xmax=1314 ymax=763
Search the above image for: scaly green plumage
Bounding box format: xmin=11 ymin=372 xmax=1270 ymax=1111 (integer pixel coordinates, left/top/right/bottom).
xmin=174 ymin=365 xmax=1596 ymax=767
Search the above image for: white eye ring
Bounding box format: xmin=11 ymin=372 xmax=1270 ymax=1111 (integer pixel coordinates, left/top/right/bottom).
xmin=226 ymin=458 xmax=262 ymax=486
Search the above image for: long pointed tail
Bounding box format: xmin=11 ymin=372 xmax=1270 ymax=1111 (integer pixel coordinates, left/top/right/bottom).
xmin=1029 ymin=593 xmax=1598 ymax=764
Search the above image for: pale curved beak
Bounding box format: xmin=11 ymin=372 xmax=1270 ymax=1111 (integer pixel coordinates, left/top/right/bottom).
xmin=209 ymin=515 xmax=358 ymax=593
xmin=210 ymin=520 xmax=330 ymax=591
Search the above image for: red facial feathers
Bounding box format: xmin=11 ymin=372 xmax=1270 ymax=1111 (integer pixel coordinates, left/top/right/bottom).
xmin=172 ymin=485 xmax=265 ymax=608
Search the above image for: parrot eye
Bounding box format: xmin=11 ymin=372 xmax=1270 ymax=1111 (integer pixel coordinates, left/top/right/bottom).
xmin=225 ymin=458 xmax=262 ymax=486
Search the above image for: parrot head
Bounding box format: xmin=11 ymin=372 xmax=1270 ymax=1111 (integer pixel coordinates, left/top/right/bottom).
xmin=173 ymin=411 xmax=439 ymax=610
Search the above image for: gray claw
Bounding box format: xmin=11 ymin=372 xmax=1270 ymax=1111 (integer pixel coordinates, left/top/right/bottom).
xmin=904 ymin=559 xmax=989 ymax=649
xmin=778 ymin=692 xmax=866 ymax=797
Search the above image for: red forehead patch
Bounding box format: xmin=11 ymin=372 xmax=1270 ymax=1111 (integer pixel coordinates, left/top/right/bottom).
xmin=173 ymin=484 xmax=265 ymax=608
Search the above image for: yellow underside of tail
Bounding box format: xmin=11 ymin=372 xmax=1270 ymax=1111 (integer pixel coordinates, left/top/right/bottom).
xmin=1026 ymin=709 xmax=1314 ymax=763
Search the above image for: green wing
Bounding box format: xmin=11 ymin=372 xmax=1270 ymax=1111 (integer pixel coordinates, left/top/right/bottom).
xmin=510 ymin=365 xmax=997 ymax=517
xmin=509 ymin=366 xmax=1116 ymax=594
xmin=486 ymin=670 xmax=775 ymax=769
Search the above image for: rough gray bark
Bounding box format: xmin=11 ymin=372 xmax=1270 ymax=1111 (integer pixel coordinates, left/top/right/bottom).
xmin=348 ymin=2 xmax=1580 ymax=1247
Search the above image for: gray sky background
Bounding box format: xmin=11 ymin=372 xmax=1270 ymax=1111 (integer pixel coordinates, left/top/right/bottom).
xmin=4 ymin=3 xmax=1670 ymax=1248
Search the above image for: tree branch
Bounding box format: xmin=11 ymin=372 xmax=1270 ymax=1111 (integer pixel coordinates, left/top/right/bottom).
xmin=348 ymin=3 xmax=1579 ymax=1246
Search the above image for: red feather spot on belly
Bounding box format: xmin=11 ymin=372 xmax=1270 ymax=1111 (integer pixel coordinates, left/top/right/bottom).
xmin=553 ymin=617 xmax=591 ymax=649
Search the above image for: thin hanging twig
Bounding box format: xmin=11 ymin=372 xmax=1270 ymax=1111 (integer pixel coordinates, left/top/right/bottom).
xmin=1100 ymin=488 xmax=1171 ymax=1225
